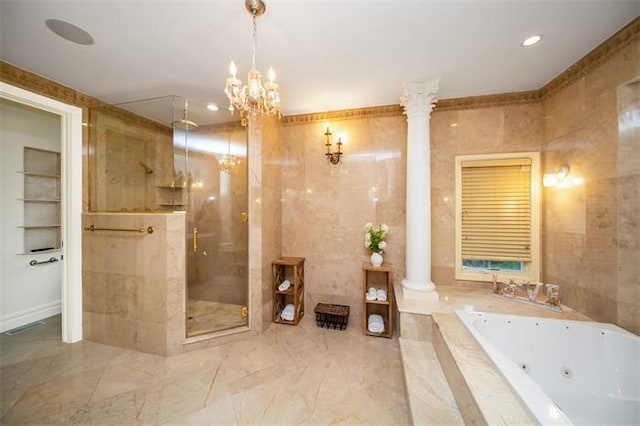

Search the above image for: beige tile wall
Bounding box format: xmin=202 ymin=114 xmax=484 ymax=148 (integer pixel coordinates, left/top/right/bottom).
xmin=281 ymin=115 xmax=407 ymax=328
xmin=247 ymin=115 xmax=283 ymax=332
xmin=430 ymin=103 xmax=543 ymax=288
xmin=541 ymin=39 xmax=640 ymax=333
xmin=82 ymin=212 xmax=186 ymax=355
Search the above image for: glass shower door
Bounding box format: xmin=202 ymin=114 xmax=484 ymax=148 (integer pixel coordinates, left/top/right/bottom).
xmin=176 ymin=102 xmax=249 ymax=337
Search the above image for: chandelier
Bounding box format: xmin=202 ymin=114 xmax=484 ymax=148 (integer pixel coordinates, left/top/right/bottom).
xmin=218 ymin=133 xmax=240 ymax=174
xmin=224 ymin=0 xmax=280 ymax=126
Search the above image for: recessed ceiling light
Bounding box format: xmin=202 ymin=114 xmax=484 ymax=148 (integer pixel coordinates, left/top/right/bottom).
xmin=45 ymin=18 xmax=94 ymax=45
xmin=206 ymin=103 xmax=219 ymax=111
xmin=522 ymin=34 xmax=542 ymax=47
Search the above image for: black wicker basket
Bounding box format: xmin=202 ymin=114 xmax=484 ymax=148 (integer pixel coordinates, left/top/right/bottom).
xmin=314 ymin=303 xmax=349 ymax=330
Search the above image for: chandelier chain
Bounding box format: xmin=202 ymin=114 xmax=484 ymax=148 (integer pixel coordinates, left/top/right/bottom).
xmin=251 ymin=12 xmax=257 ymax=71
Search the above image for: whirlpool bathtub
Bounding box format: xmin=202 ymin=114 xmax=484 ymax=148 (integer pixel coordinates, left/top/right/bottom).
xmin=456 ymin=310 xmax=640 ymax=425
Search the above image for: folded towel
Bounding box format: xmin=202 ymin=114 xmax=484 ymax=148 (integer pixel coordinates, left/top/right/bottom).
xmin=367 ymin=314 xmax=385 ymax=333
xmin=368 ymin=287 xmax=376 ymax=294
xmin=376 ymin=289 xmax=387 ymax=302
xmin=366 ymin=292 xmax=377 ymax=301
xmin=278 ymin=279 xmax=291 ymax=292
xmin=281 ymin=303 xmax=295 ymax=321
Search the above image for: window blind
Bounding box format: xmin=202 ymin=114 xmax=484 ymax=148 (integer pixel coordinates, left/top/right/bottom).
xmin=461 ymin=157 xmax=532 ymax=262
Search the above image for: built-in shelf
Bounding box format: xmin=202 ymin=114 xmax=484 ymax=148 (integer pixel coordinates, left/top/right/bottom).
xmin=18 ymin=171 xmax=61 ymax=178
xmin=17 ymin=248 xmax=62 ymax=255
xmin=21 ymin=147 xmax=62 ymax=253
xmin=156 ymin=185 xmax=186 ymax=189
xmin=18 ymin=198 xmax=60 ymax=203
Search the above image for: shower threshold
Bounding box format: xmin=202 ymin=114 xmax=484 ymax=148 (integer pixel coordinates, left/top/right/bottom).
xmin=186 ymin=299 xmax=248 ymax=337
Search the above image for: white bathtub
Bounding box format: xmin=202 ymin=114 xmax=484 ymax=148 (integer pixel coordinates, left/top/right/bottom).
xmin=456 ymin=310 xmax=640 ymax=425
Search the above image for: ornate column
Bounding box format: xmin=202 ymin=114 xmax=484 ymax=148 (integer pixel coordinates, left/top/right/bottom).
xmin=400 ymin=80 xmax=439 ymax=301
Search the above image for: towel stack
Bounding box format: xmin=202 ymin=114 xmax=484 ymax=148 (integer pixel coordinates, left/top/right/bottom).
xmin=278 ymin=279 xmax=291 ymax=292
xmin=368 ymin=314 xmax=385 ymax=333
xmin=366 ymin=287 xmax=377 ymax=301
xmin=281 ymin=304 xmax=295 ymax=321
xmin=365 ymin=287 xmax=387 ymax=302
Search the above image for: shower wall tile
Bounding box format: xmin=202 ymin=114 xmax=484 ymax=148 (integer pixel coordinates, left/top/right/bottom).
xmin=82 ymin=212 xmax=186 ymax=356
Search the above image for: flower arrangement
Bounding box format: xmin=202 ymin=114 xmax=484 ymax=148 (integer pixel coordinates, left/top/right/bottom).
xmin=365 ymin=223 xmax=389 ymax=254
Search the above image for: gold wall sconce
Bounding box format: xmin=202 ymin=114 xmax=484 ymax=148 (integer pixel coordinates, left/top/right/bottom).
xmin=543 ymin=164 xmax=584 ymax=188
xmin=324 ymin=125 xmax=344 ymax=165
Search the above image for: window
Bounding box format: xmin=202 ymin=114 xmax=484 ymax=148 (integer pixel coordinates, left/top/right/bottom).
xmin=455 ymin=152 xmax=540 ymax=283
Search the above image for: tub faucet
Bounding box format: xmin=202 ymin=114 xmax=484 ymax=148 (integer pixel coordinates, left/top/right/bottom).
xmin=491 ymin=274 xmax=500 ymax=294
xmin=546 ymin=284 xmax=560 ymax=306
xmin=523 ymin=281 xmax=543 ymax=302
xmin=503 ymin=278 xmax=519 ymax=298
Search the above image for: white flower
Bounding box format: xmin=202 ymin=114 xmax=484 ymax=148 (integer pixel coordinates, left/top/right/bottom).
xmin=365 ymin=241 xmax=370 ymax=248
xmin=365 ymin=222 xmax=373 ymax=231
xmin=381 ymin=224 xmax=389 ymax=233
xmin=378 ymin=241 xmax=387 ymax=250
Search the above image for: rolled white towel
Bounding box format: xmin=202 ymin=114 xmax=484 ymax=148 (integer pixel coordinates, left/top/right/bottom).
xmin=281 ymin=304 xmax=295 ymax=321
xmin=376 ymin=289 xmax=387 ymax=302
xmin=278 ymin=279 xmax=291 ymax=292
xmin=367 ymin=314 xmax=385 ymax=333
xmin=366 ymin=292 xmax=377 ymax=301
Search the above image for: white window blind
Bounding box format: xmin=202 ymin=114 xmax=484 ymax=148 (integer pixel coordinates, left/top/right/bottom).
xmin=460 ymin=157 xmax=532 ymax=262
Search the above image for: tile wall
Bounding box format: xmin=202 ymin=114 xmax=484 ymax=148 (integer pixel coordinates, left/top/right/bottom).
xmin=541 ymin=39 xmax=640 ymax=333
xmin=82 ymin=212 xmax=185 ymax=355
xmin=281 ymin=113 xmax=407 ymax=325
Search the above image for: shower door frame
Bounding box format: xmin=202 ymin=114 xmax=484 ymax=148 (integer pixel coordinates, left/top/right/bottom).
xmin=177 ymin=115 xmax=250 ymax=339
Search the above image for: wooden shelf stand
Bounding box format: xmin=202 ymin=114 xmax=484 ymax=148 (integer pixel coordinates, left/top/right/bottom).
xmin=362 ymin=262 xmax=393 ymax=338
xmin=272 ymin=257 xmax=305 ymax=325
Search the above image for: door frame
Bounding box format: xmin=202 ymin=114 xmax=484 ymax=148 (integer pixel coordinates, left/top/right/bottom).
xmin=1 ymin=82 xmax=83 ymax=343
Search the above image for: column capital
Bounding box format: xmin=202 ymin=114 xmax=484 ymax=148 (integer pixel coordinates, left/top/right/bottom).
xmin=400 ymin=80 xmax=440 ymax=118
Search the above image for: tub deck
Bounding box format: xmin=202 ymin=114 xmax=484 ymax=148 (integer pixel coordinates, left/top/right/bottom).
xmin=395 ymin=284 xmax=591 ymax=425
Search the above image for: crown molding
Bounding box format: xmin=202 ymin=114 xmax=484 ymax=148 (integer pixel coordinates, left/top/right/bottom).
xmin=1 ymin=61 xmax=170 ymax=134
xmin=540 ymin=16 xmax=639 ymax=99
xmin=434 ymin=90 xmax=540 ymax=112
xmin=282 ymin=104 xmax=403 ymax=126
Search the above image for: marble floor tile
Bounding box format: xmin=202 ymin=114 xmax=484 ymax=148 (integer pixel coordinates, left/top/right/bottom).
xmin=1 ymin=314 xmax=413 ymax=425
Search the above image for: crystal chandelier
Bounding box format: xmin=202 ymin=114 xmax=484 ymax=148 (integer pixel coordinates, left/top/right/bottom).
xmin=224 ymin=0 xmax=280 ymax=126
xmin=218 ymin=133 xmax=240 ymax=174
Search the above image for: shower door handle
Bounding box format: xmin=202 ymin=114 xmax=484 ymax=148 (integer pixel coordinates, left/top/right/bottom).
xmin=192 ymin=227 xmax=198 ymax=253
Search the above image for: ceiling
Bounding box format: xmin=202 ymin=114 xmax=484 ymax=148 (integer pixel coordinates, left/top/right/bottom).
xmin=1 ymin=0 xmax=638 ymax=125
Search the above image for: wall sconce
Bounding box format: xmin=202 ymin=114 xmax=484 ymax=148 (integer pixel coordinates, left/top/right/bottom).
xmin=324 ymin=126 xmax=343 ymax=165
xmin=543 ymin=164 xmax=584 ymax=188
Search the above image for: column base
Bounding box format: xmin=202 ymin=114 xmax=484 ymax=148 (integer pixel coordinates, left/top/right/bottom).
xmin=402 ymin=278 xmax=439 ymax=301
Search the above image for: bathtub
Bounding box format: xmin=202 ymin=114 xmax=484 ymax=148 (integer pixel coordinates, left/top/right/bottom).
xmin=456 ymin=310 xmax=640 ymax=425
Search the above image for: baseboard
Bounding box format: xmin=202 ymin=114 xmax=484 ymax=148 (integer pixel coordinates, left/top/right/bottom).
xmin=0 ymin=301 xmax=61 ymax=333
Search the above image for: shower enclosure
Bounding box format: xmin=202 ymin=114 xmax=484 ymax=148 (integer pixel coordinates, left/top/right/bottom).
xmin=103 ymin=95 xmax=249 ymax=337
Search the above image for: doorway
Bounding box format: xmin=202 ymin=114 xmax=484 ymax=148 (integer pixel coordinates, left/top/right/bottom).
xmin=0 ymin=82 xmax=83 ymax=343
